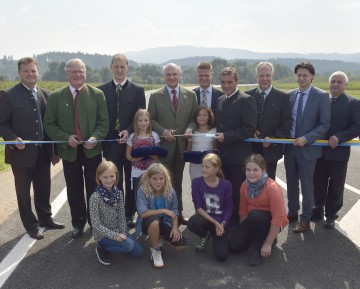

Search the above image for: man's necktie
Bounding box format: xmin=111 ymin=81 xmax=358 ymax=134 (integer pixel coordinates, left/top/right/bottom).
xmin=172 ymin=89 xmax=178 ymax=111
xmin=115 ymin=84 xmax=122 ymax=131
xmin=201 ymin=89 xmax=208 ymax=106
xmin=256 ymin=91 xmax=266 ymax=131
xmin=29 ymin=89 xmax=44 ymax=142
xmin=74 ymin=89 xmax=83 ymax=141
xmin=295 ymin=92 xmax=305 ymax=138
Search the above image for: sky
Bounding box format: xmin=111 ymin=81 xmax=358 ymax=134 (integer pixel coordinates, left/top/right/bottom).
xmin=1 ymin=0 xmax=360 ymax=60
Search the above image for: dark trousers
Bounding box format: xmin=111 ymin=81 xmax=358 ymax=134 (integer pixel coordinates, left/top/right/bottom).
xmin=161 ymin=141 xmax=185 ymax=212
xmin=229 ymin=210 xmax=272 ymax=253
xmin=253 ymin=143 xmax=277 ymax=180
xmin=11 ymin=146 xmax=51 ymax=231
xmin=105 ymin=141 xmax=134 ymax=217
xmin=188 ymin=214 xmax=229 ymax=261
xmin=222 ymin=164 xmax=245 ymax=223
xmin=313 ymin=157 xmax=348 ymax=220
xmin=62 ymin=147 xmax=101 ymax=228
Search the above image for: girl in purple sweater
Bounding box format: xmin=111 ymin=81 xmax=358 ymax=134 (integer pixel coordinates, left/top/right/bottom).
xmin=188 ymin=153 xmax=233 ymax=261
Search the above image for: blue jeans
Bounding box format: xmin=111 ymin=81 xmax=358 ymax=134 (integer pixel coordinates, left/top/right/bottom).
xmin=98 ymin=233 xmax=144 ymax=258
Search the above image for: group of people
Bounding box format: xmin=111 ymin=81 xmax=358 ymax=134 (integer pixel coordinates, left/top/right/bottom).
xmin=0 ymin=54 xmax=359 ymax=269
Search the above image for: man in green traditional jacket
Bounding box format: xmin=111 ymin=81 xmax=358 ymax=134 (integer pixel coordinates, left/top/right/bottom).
xmin=44 ymin=58 xmax=109 ymax=239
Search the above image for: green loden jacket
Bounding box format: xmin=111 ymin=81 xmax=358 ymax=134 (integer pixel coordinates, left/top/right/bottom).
xmin=44 ymin=84 xmax=109 ymax=162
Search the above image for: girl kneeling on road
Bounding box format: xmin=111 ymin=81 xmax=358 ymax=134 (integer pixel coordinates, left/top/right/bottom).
xmin=89 ymin=160 xmax=144 ymax=266
xmin=229 ymin=154 xmax=288 ymax=266
xmin=136 ymin=163 xmax=186 ymax=269
xmin=187 ymin=153 xmax=233 ymax=261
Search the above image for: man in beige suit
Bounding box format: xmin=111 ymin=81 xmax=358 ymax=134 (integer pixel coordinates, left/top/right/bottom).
xmin=148 ymin=63 xmax=198 ymax=224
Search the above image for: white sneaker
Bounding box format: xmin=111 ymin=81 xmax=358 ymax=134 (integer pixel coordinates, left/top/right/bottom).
xmin=150 ymin=247 xmax=164 ymax=269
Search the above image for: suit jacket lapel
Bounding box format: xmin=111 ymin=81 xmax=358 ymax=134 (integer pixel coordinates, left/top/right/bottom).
xmin=162 ymin=87 xmax=176 ymax=114
xmin=302 ymin=87 xmax=315 ymax=119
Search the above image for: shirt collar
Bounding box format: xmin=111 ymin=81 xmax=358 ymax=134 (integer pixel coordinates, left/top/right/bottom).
xmin=226 ymin=88 xmax=239 ymax=99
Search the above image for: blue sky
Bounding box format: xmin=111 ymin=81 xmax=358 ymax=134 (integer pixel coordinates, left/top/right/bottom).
xmin=1 ymin=0 xmax=360 ymax=59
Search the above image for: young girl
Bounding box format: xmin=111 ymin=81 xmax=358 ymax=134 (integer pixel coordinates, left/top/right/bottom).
xmin=89 ymin=160 xmax=144 ymax=266
xmin=229 ymin=154 xmax=288 ymax=266
xmin=126 ymin=109 xmax=160 ymax=226
xmin=187 ymin=153 xmax=233 ymax=261
xmin=136 ymin=163 xmax=186 ymax=269
xmin=187 ymin=105 xmax=216 ymax=179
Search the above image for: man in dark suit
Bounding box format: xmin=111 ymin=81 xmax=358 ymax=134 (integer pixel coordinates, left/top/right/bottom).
xmin=44 ymin=58 xmax=109 ymax=239
xmin=148 ymin=63 xmax=198 ymax=225
xmin=312 ymin=71 xmax=360 ymax=229
xmin=245 ymin=62 xmax=292 ymax=180
xmin=97 ymin=53 xmax=146 ymax=227
xmin=0 ymin=57 xmax=64 ymax=240
xmin=284 ymin=61 xmax=330 ymax=233
xmin=215 ymin=67 xmax=257 ymax=226
xmin=193 ymin=61 xmax=223 ymax=113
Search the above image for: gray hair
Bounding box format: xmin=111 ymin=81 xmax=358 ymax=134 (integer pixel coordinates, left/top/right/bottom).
xmin=162 ymin=63 xmax=181 ymax=75
xmin=329 ymin=71 xmax=348 ymax=84
xmin=255 ymin=62 xmax=274 ymax=75
xmin=65 ymin=58 xmax=86 ymax=72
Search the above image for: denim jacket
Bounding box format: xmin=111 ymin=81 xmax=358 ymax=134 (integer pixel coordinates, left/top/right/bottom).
xmin=135 ymin=186 xmax=179 ymax=236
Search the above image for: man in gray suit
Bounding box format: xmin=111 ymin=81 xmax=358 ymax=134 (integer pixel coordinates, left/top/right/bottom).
xmin=148 ymin=63 xmax=198 ymax=225
xmin=284 ymin=61 xmax=330 ymax=233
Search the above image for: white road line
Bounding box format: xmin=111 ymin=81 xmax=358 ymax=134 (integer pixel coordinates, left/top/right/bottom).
xmin=0 ymin=187 xmax=68 ymax=288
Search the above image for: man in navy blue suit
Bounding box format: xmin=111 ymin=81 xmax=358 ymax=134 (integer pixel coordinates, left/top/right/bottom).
xmin=284 ymin=61 xmax=330 ymax=233
xmin=312 ymin=71 xmax=360 ymax=229
xmin=193 ymin=62 xmax=223 ymax=113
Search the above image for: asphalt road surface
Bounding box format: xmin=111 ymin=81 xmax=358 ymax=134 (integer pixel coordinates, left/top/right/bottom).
xmin=0 ymin=145 xmax=360 ymax=289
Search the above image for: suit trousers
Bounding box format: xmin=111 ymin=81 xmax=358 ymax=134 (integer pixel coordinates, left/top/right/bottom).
xmin=161 ymin=141 xmax=185 ymax=212
xmin=229 ymin=210 xmax=272 ymax=253
xmin=62 ymin=147 xmax=101 ymax=228
xmin=284 ymin=145 xmax=316 ymax=221
xmin=253 ymin=143 xmax=277 ymax=180
xmin=222 ymin=164 xmax=245 ymax=223
xmin=313 ymin=157 xmax=348 ymax=220
xmin=11 ymin=145 xmax=52 ymax=231
xmin=104 ymin=139 xmax=134 ymax=217
xmin=188 ymin=214 xmax=229 ymax=261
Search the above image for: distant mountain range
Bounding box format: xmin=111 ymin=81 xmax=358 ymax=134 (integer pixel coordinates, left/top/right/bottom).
xmin=125 ymin=45 xmax=360 ymax=64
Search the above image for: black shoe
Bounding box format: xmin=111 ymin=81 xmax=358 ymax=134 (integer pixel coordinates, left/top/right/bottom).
xmin=71 ymin=227 xmax=84 ymax=239
xmin=178 ymin=214 xmax=188 ymax=226
xmin=96 ymin=246 xmax=111 ymax=265
xmin=27 ymin=229 xmax=44 ymax=240
xmin=39 ymin=218 xmax=65 ymax=230
xmin=324 ymin=218 xmax=336 ymax=229
xmin=126 ymin=215 xmax=136 ymax=228
xmin=249 ymin=248 xmax=262 ymax=266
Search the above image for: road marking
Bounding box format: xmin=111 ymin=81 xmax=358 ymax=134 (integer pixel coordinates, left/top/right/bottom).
xmin=0 ymin=187 xmax=67 ymax=288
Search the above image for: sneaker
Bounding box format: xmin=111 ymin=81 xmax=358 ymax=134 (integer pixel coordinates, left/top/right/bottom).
xmin=195 ymin=231 xmax=210 ymax=252
xmin=95 ymin=246 xmax=111 ymax=266
xmin=249 ymin=248 xmax=262 ymax=266
xmin=150 ymin=247 xmax=164 ymax=269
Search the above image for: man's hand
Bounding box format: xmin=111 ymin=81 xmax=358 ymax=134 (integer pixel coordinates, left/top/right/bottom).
xmin=118 ymin=130 xmax=129 ymax=144
xmin=215 ymin=132 xmax=224 ymax=143
xmin=14 ymin=137 xmax=25 ymax=150
xmin=329 ymin=135 xmax=339 ymax=149
xmin=68 ymin=134 xmax=81 ymax=148
xmin=263 ymin=136 xmax=271 ymax=148
xmin=164 ymin=129 xmax=176 ymax=142
xmin=293 ymin=136 xmax=307 ymax=147
xmin=84 ymin=136 xmax=97 ymax=150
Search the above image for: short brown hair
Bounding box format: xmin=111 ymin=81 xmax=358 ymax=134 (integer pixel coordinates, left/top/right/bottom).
xmin=219 ymin=67 xmax=238 ymax=82
xmin=197 ymin=61 xmax=212 ymax=70
xmin=294 ymin=61 xmax=315 ymax=75
xmin=111 ymin=53 xmax=129 ymax=66
xmin=18 ymin=57 xmax=38 ymax=72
